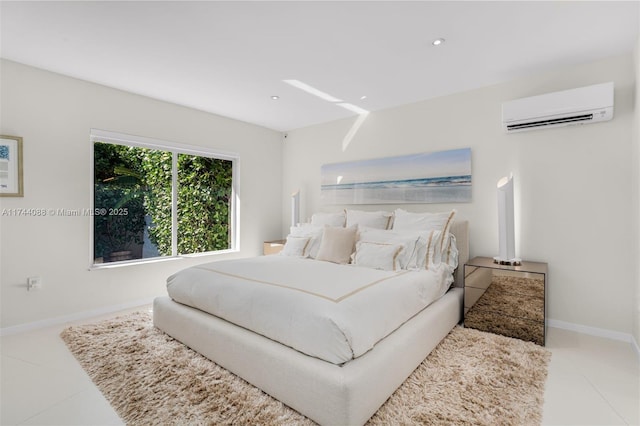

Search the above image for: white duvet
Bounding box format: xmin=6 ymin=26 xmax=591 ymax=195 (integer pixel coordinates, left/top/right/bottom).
xmin=166 ymin=256 xmax=453 ymax=364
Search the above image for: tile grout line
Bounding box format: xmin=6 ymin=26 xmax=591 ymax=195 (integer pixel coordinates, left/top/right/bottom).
xmin=582 ymin=374 xmax=632 ymax=426
xmin=16 ymin=386 xmax=95 ymax=426
xmin=1 ymin=353 xmax=42 ymax=369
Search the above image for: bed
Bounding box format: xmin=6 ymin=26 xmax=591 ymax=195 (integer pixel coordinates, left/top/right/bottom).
xmin=153 ymin=219 xmax=468 ymax=425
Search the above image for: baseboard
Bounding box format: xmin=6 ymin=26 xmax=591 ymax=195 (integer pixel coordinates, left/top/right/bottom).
xmin=0 ymin=297 xmax=155 ymax=337
xmin=548 ymin=318 xmax=640 ymax=359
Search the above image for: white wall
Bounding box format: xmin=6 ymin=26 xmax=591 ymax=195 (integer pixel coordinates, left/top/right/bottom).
xmin=283 ymin=54 xmax=636 ymax=335
xmin=0 ymin=60 xmax=283 ymax=328
xmin=633 ymin=26 xmax=640 ymax=346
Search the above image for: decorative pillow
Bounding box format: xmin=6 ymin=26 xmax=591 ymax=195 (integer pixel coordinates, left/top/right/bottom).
xmin=356 ymin=227 xmax=420 ymax=269
xmin=352 ymin=241 xmax=404 ymax=271
xmin=311 ymin=212 xmax=346 ymax=227
xmin=421 ymin=229 xmax=459 ymax=271
xmin=392 ymin=209 xmax=456 ymax=236
xmin=289 ymin=223 xmax=323 ymax=258
xmin=316 ymin=226 xmax=357 ymax=264
xmin=345 ymin=209 xmax=393 ymax=229
xmin=392 ymin=209 xmax=456 ymax=267
xmin=281 ymin=236 xmax=311 ymax=257
xmin=443 ymin=234 xmax=459 ymax=269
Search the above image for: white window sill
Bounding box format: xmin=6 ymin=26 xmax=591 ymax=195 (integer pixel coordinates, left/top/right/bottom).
xmin=89 ymin=248 xmax=239 ymax=270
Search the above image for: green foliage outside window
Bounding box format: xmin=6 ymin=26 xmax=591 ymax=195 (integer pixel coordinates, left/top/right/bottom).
xmin=93 ymin=143 xmax=148 ymax=260
xmin=93 ymin=142 xmax=233 ymax=262
xmin=177 ymin=154 xmax=232 ymax=254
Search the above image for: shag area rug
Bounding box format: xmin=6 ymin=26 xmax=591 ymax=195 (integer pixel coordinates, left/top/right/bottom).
xmin=61 ymin=311 xmax=551 ymax=425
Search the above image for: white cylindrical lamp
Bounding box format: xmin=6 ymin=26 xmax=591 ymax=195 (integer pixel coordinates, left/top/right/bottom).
xmin=291 ymin=190 xmax=300 ymax=228
xmin=494 ymin=174 xmax=521 ymax=266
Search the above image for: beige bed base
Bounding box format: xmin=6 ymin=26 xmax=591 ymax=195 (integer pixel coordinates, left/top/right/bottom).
xmin=153 ymin=221 xmax=468 ymax=425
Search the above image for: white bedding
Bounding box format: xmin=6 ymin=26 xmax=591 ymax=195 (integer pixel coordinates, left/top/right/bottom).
xmin=166 ymin=255 xmax=453 ymax=364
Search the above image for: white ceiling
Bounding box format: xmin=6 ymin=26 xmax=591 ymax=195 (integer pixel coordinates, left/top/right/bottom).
xmin=1 ymin=1 xmax=638 ymax=132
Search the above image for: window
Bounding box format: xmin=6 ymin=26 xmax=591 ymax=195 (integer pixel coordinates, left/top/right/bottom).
xmin=91 ymin=130 xmax=238 ymax=266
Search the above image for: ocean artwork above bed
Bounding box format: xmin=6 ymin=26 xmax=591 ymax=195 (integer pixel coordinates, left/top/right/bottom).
xmin=321 ymin=148 xmax=472 ymax=204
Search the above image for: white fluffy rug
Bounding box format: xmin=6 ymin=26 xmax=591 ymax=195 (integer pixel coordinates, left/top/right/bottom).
xmin=61 ymin=311 xmax=550 ymax=425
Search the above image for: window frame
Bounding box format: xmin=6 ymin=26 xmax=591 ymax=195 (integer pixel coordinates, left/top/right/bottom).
xmin=89 ymin=129 xmax=240 ymax=269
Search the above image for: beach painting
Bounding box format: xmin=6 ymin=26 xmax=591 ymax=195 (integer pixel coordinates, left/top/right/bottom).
xmin=321 ymin=148 xmax=471 ymax=204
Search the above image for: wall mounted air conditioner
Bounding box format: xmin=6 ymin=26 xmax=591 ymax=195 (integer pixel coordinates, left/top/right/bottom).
xmin=502 ymin=82 xmax=614 ymax=133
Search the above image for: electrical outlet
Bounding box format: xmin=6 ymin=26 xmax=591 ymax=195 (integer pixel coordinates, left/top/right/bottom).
xmin=27 ymin=276 xmax=42 ymax=291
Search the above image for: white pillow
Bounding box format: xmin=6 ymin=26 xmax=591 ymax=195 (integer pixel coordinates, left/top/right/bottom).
xmin=392 ymin=209 xmax=456 ymax=235
xmin=311 ymin=212 xmax=346 ymax=227
xmin=316 ymin=226 xmax=357 ymax=264
xmin=353 ymin=241 xmax=404 ymax=271
xmin=357 ymin=227 xmax=420 ymax=270
xmin=346 ymin=209 xmax=393 ymax=229
xmin=444 ymin=234 xmax=459 ymax=269
xmin=289 ymin=223 xmax=323 ymax=258
xmin=420 ymin=229 xmax=459 ymax=271
xmin=281 ymin=236 xmax=311 ymax=257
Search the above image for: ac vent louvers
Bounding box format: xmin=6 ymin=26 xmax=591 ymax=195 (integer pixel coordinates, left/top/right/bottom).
xmin=506 ymin=114 xmax=594 ymax=131
xmin=502 ymin=82 xmax=613 ymax=133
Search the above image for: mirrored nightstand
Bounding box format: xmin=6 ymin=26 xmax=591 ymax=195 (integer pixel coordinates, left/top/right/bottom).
xmin=463 ymin=256 xmax=547 ymax=346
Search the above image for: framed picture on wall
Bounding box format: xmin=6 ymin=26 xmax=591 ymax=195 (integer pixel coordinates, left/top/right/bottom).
xmin=321 ymin=148 xmax=472 ymax=205
xmin=0 ymin=135 xmax=24 ymax=197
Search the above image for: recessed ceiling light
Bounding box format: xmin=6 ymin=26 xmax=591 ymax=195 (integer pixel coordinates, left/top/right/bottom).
xmin=432 ymin=38 xmax=445 ymax=46
xmin=271 ymin=95 xmax=280 ymax=100
xmin=360 ymin=95 xmax=367 ymax=100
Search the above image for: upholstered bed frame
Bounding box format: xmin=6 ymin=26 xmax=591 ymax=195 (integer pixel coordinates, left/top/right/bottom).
xmin=153 ymin=220 xmax=468 ymax=425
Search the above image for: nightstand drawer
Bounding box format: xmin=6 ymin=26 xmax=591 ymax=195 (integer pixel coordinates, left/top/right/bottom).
xmin=489 ymin=273 xmax=544 ymax=298
xmin=464 ymin=310 xmax=545 ymax=346
xmin=469 ymin=282 xmax=544 ymax=322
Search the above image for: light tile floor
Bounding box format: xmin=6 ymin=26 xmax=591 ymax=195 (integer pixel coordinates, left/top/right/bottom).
xmin=1 ymin=306 xmax=639 ymax=425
